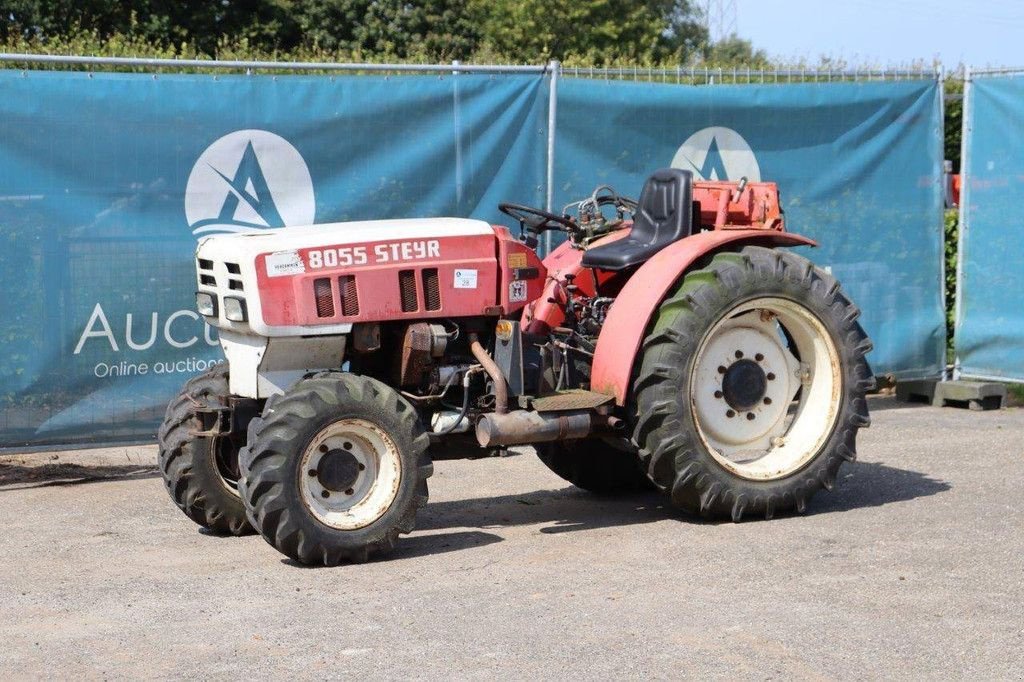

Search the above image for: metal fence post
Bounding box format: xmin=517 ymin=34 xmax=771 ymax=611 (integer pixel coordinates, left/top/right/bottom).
xmin=935 ymin=65 xmax=950 ymax=378
xmin=545 ymin=59 xmax=559 ymax=255
xmin=451 ymin=60 xmax=463 ymax=209
xmin=952 ymin=65 xmax=973 ymax=381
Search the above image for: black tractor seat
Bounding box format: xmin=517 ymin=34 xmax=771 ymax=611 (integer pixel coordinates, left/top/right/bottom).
xmin=581 ymin=168 xmax=694 ymax=271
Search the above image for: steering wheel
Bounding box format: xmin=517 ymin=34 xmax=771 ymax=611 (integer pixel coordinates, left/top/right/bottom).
xmin=498 ymin=203 xmax=576 ymax=234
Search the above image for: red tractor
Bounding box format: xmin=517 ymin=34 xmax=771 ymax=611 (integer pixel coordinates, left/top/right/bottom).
xmin=159 ymin=168 xmax=873 ymax=565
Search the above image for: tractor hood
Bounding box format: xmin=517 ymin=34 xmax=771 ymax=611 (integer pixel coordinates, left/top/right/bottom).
xmin=193 ymin=217 xmax=508 ymax=337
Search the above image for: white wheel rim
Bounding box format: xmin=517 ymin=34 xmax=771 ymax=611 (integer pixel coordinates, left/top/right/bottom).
xmin=298 ymin=419 xmax=402 ymax=530
xmin=211 ymin=436 xmax=241 ymax=499
xmin=690 ymin=297 xmax=842 ymax=481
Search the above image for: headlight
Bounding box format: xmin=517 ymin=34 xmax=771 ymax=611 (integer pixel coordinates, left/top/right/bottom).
xmin=196 ymin=292 xmax=217 ymax=317
xmin=223 ymin=296 xmax=248 ymax=322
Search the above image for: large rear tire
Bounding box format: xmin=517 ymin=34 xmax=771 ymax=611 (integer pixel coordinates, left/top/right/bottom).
xmin=633 ymin=246 xmax=873 ymax=521
xmin=157 ymin=363 xmax=253 ymax=536
xmin=536 ymin=439 xmax=653 ymax=493
xmin=238 ymin=372 xmax=432 ymax=566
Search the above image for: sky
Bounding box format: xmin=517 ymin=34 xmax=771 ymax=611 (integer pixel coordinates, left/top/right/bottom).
xmin=732 ymin=0 xmax=1024 ymax=70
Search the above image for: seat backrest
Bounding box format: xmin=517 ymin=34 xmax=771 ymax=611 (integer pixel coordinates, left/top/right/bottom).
xmin=631 ymin=168 xmax=693 ymax=246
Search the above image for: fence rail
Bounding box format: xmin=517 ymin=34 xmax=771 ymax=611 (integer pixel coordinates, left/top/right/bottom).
xmin=562 ymin=65 xmax=940 ymax=84
xmin=968 ymin=66 xmax=1024 ymax=76
xmin=0 ymin=53 xmax=552 ymax=74
xmin=0 ymin=53 xmax=941 ymax=82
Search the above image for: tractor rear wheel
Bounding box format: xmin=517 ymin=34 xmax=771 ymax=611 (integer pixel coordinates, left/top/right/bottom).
xmin=238 ymin=372 xmax=432 ymax=566
xmin=633 ymin=246 xmax=873 ymax=520
xmin=157 ymin=363 xmax=253 ymax=536
xmin=536 ymin=439 xmax=653 ymax=493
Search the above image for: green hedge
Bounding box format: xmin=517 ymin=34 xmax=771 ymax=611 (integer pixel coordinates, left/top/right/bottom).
xmin=944 ymin=77 xmax=963 ymax=172
xmin=945 ymin=209 xmax=958 ymax=362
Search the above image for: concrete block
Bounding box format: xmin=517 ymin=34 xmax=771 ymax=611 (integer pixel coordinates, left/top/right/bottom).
xmin=895 ymin=379 xmax=938 ymax=404
xmin=933 ymin=380 xmax=1006 ymax=411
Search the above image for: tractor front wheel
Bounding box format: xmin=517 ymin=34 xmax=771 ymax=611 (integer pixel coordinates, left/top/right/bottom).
xmin=633 ymin=246 xmax=873 ymax=520
xmin=157 ymin=363 xmax=253 ymax=536
xmin=238 ymin=372 xmax=432 ymax=566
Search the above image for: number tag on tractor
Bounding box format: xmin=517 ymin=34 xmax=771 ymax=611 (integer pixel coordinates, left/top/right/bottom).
xmin=266 ymin=250 xmax=306 ymax=277
xmin=453 ymin=269 xmax=478 ymax=289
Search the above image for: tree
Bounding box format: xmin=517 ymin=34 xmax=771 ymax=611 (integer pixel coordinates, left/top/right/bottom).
xmin=2 ymin=0 xmax=736 ymax=65
xmin=1 ymin=0 xmax=300 ymax=54
xmin=293 ymin=0 xmax=481 ymax=59
xmin=703 ymin=33 xmax=768 ymax=66
xmin=2 ymin=0 xmax=482 ymax=59
xmin=470 ymin=0 xmax=708 ymax=64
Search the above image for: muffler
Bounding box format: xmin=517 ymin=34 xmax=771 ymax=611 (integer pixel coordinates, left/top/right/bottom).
xmin=475 ymin=410 xmax=593 ymax=448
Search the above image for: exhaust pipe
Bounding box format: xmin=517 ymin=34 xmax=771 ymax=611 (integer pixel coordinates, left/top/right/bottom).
xmin=476 ymin=410 xmax=593 ymax=448
xmin=469 ymin=332 xmax=508 ymax=414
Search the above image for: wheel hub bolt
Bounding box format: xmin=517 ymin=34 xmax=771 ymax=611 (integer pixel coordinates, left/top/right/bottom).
xmin=755 ymin=353 xmax=764 ymax=362
xmin=726 ymin=409 xmax=735 ymax=418
xmin=321 ymin=490 xmax=330 ymax=498
xmin=734 ymin=350 xmax=744 ymax=359
xmin=767 ymin=372 xmax=776 ymax=381
xmin=763 ymin=397 xmax=772 ymax=405
xmin=345 ymin=488 xmax=354 ymax=495
xmin=714 ymin=390 xmax=723 ymax=399
xmin=308 ymin=469 xmax=317 ymax=477
xmin=746 ymin=413 xmax=755 ymax=420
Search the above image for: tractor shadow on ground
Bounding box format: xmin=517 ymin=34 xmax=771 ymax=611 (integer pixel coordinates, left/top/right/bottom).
xmin=0 ymin=460 xmax=159 ymax=490
xmin=418 ymin=487 xmax=672 ymax=537
xmin=808 ymin=460 xmax=951 ymax=515
xmin=416 ymin=460 xmax=951 ymax=537
xmin=278 ymin=530 xmax=506 ymax=567
xmin=865 ymin=395 xmax=930 ymax=413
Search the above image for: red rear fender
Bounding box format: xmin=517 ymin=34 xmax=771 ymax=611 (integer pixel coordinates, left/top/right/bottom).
xmin=590 ymin=230 xmax=817 ymax=405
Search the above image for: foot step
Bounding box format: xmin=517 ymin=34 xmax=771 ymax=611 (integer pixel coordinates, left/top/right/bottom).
xmin=528 ymin=389 xmax=613 ymax=412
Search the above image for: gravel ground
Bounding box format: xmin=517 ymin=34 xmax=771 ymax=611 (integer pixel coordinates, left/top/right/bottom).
xmin=0 ymin=395 xmax=1021 ymax=680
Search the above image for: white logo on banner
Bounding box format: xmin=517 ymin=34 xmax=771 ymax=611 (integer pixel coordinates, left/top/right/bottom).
xmin=671 ymin=126 xmax=761 ymax=182
xmin=185 ymin=129 xmax=315 ymax=236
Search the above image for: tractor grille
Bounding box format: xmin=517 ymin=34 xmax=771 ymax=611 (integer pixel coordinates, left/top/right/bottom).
xmin=338 ymin=275 xmax=360 ymax=316
xmin=421 ymin=268 xmax=441 ymax=311
xmin=398 ymin=269 xmax=418 ymax=313
xmin=314 ymin=278 xmax=335 ymax=318
xmin=226 ymin=263 xmax=243 ymax=291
